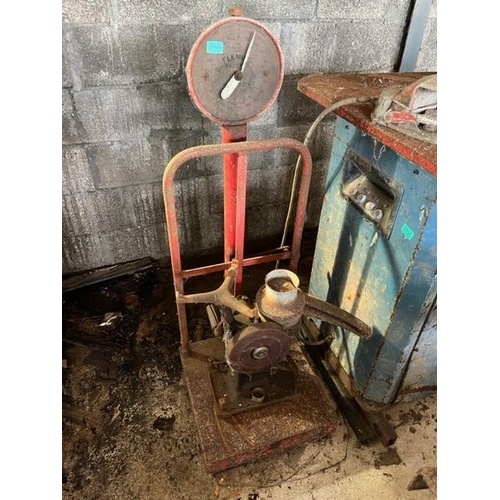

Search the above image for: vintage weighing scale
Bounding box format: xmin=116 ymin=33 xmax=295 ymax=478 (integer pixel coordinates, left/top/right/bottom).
xmin=162 ymin=12 xmax=373 ymax=474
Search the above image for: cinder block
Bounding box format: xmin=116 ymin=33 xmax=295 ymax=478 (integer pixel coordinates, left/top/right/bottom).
xmin=257 ymin=162 xmax=294 ymax=205
xmin=280 ymin=23 xmax=338 ymax=75
xmin=205 ymin=169 xmax=268 ymax=211
xmin=62 ymin=0 xmax=109 ymax=24
xmin=63 ymin=222 xmax=168 ymax=273
xmin=127 ymin=182 xmax=166 ymax=227
xmin=204 ymin=174 xmax=223 ymax=214
xmin=67 ymin=25 xmax=182 ymax=87
xmin=318 ymin=0 xmax=411 ymax=21
xmin=142 ymin=222 xmax=169 ymax=258
xmin=62 ymin=146 xmax=96 ymax=195
xmin=162 ymin=129 xmax=211 ymax=180
xmin=277 ymin=75 xmax=332 ymax=127
xmin=172 ymin=122 xmax=221 ymax=178
xmin=116 ymin=0 xmax=219 ymax=24
xmin=244 ymin=169 xmax=266 ymax=209
xmin=62 ymin=47 xmax=72 ymax=88
xmin=275 ymin=121 xmax=336 ymax=166
xmin=221 ymin=1 xmax=312 ymax=20
xmin=415 ymin=19 xmax=437 ymax=71
xmin=252 ymin=95 xmax=279 ymax=127
xmin=63 ymin=183 xmax=169 ymax=238
xmin=62 ymin=89 xmax=82 ymax=144
xmin=333 ymin=21 xmax=405 ymax=72
xmin=85 ymin=139 xmax=165 ymax=189
xmin=63 ymin=232 xmax=101 ymax=273
xmin=62 ymin=26 xmax=83 ymax=91
xmin=69 ymin=82 xmax=201 ymax=144
xmin=246 ymin=158 xmax=330 ymax=239
xmin=63 ymin=188 xmax=137 ymax=236
xmin=245 ymin=202 xmax=288 ymax=242
xmin=385 ymin=0 xmax=413 ymax=23
xmin=172 ymin=176 xmax=224 ymax=251
xmin=246 ymin=126 xmax=279 ymax=171
xmin=202 ymin=162 xmax=292 ymax=216
xmin=282 ymin=21 xmax=405 ymax=75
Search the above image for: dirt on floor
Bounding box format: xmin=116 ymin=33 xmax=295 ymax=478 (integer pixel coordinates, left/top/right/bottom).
xmin=62 ymin=243 xmax=436 ymax=500
xmin=62 ymin=245 xmax=318 ymax=500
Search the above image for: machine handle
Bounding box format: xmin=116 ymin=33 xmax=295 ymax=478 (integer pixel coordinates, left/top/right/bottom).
xmin=303 ymin=294 xmax=372 ymax=339
xmin=178 ymin=260 xmax=258 ymax=319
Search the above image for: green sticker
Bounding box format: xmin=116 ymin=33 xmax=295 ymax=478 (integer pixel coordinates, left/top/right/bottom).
xmin=401 ymin=223 xmax=415 ymax=241
xmin=207 ymin=40 xmax=224 ymax=54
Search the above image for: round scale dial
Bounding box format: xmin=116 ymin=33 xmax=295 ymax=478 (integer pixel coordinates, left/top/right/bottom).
xmin=186 ymin=17 xmax=284 ymax=125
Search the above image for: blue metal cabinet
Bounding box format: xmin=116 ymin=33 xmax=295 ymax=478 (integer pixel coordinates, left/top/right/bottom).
xmin=308 ymin=116 xmax=437 ymax=411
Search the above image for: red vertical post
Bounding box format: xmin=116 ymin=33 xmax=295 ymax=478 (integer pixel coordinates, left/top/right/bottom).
xmin=221 ymin=125 xmax=247 ymax=291
xmin=234 ymin=153 xmax=248 ymax=295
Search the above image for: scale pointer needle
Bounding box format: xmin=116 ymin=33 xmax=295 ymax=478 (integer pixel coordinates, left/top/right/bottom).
xmin=240 ymin=31 xmax=256 ymax=72
xmin=220 ymin=31 xmax=256 ymax=100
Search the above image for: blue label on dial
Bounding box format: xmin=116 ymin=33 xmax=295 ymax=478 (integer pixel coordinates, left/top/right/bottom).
xmin=207 ymin=40 xmax=224 ymax=54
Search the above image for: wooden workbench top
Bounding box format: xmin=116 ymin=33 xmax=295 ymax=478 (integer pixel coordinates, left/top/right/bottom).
xmin=298 ymin=73 xmax=437 ymax=176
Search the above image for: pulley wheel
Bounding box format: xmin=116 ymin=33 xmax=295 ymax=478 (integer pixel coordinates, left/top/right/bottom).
xmin=226 ymin=322 xmax=291 ymax=374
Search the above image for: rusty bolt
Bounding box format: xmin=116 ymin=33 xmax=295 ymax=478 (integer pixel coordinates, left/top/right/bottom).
xmin=228 ymin=7 xmax=244 ymax=16
xmin=251 ymin=346 xmax=270 ymax=360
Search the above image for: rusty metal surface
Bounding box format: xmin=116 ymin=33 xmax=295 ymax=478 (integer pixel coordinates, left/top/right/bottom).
xmin=304 ymin=294 xmax=372 ymax=339
xmin=226 ymin=322 xmax=292 ymax=374
xmin=297 ymin=73 xmax=437 ymax=175
xmin=181 ymin=249 xmax=291 ymax=279
xmin=162 ymin=138 xmax=312 ymax=348
xmin=221 ymin=124 xmax=248 ymax=295
xmin=302 ymin=318 xmax=398 ymax=447
xmin=181 ymin=337 xmax=339 ymax=474
xmin=324 ymin=350 xmax=400 ymax=413
xmin=179 ymin=260 xmax=257 ymax=319
xmin=255 ymin=270 xmax=306 ymax=330
xmin=361 ymin=410 xmax=398 ymax=447
xmin=210 ymin=357 xmax=297 ymax=416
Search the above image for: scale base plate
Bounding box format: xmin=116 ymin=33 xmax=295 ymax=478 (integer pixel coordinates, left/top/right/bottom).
xmin=181 ymin=337 xmax=339 ymax=474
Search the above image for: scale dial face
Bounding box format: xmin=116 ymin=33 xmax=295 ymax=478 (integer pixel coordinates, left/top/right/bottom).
xmin=186 ymin=17 xmax=284 ymax=126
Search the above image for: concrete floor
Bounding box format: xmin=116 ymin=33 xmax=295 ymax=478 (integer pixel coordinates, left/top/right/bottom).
xmin=212 ymin=393 xmax=437 ymax=500
xmin=62 ymin=258 xmax=437 ymax=500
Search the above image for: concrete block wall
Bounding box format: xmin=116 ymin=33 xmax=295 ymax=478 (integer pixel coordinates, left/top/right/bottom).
xmin=62 ymin=0 xmax=437 ymax=273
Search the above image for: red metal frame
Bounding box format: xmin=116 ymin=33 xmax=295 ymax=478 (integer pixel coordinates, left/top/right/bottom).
xmin=162 ymin=138 xmax=312 ymax=351
xmin=221 ymin=125 xmax=247 ymax=295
